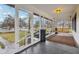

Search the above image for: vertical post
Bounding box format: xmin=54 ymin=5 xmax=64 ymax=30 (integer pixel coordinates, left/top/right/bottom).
xmin=38 ymin=16 xmax=41 ymax=40
xmin=39 ymin=16 xmax=42 ymax=41
xmin=29 ymin=13 xmax=34 ymax=43
xmin=53 ymin=20 xmax=55 ymax=33
xmin=51 ymin=21 xmax=53 ymax=32
xmin=69 ymin=16 xmax=72 ymax=32
xmin=15 ymin=6 xmax=19 ymax=47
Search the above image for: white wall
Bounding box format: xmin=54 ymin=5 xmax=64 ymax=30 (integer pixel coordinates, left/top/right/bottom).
xmin=72 ymin=5 xmax=79 ymax=47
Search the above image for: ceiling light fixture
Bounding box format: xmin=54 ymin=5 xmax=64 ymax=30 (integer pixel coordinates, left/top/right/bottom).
xmin=54 ymin=8 xmax=63 ymax=14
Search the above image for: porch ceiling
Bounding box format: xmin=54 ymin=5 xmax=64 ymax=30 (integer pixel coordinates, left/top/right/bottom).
xmin=15 ymin=4 xmax=77 ymax=21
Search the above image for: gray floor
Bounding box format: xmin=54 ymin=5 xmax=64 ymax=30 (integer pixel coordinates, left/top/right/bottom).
xmin=20 ymin=41 xmax=79 ymax=54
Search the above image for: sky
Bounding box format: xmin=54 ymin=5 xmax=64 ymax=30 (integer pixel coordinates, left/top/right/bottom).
xmin=0 ymin=4 xmax=29 ymax=22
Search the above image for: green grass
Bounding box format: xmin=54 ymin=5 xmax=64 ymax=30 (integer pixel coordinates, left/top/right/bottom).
xmin=19 ymin=39 xmax=26 ymax=46
xmin=0 ymin=32 xmax=15 ymax=43
xmin=0 ymin=27 xmax=39 ymax=47
xmin=0 ymin=42 xmax=5 ymax=49
xmin=19 ymin=31 xmax=28 ymax=39
xmin=0 ymin=31 xmax=29 ymax=46
xmin=19 ymin=31 xmax=29 ymax=46
xmin=46 ymin=28 xmax=51 ymax=33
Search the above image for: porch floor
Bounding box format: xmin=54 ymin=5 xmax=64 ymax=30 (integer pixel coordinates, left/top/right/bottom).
xmin=47 ymin=33 xmax=76 ymax=47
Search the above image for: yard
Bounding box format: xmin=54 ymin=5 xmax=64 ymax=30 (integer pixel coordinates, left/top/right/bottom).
xmin=0 ymin=31 xmax=30 ymax=47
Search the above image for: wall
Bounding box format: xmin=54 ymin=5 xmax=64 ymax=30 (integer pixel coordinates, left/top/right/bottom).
xmin=72 ymin=5 xmax=79 ymax=47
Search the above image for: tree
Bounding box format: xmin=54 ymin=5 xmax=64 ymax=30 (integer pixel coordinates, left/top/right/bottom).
xmin=19 ymin=18 xmax=27 ymax=28
xmin=1 ymin=15 xmax=15 ymax=30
